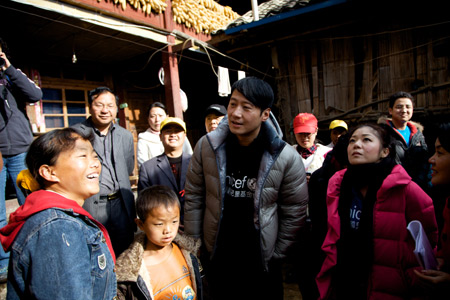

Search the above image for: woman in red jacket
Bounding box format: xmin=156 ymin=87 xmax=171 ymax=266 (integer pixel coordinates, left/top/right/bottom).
xmin=414 ymin=122 xmax=450 ymax=296
xmin=316 ymin=123 xmax=438 ymax=300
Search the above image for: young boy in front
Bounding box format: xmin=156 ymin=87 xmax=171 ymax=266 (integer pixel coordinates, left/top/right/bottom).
xmin=115 ymin=185 xmax=202 ymax=300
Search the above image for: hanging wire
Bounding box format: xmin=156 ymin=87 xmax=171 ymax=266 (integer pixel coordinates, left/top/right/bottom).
xmin=198 ymin=42 xmax=219 ymax=77
xmin=3 ymin=2 xmax=450 ymax=83
xmin=126 ymin=44 xmax=169 ymax=74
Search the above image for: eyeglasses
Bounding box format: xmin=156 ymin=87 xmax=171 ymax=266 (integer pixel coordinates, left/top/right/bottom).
xmin=92 ymin=103 xmax=116 ymax=110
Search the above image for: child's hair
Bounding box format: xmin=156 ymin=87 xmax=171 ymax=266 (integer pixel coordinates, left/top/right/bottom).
xmin=26 ymin=128 xmax=94 ymax=188
xmin=136 ymin=185 xmax=180 ymax=221
xmin=230 ymin=77 xmax=274 ymax=112
xmin=347 ymin=123 xmax=396 ymax=158
xmin=388 ymin=91 xmax=414 ymax=108
xmin=437 ymin=122 xmax=450 ymax=152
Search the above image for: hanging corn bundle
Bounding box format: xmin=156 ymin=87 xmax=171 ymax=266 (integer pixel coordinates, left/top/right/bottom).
xmin=107 ymin=0 xmax=168 ymax=14
xmin=172 ymin=0 xmax=240 ymax=34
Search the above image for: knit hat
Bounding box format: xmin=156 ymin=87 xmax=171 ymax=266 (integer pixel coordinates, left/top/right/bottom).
xmin=293 ymin=113 xmax=318 ymax=134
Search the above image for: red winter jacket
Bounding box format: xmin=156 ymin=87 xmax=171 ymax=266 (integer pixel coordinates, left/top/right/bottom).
xmin=316 ymin=165 xmax=438 ymax=300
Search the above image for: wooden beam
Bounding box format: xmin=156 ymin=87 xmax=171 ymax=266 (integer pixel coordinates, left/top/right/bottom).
xmin=162 ymin=35 xmax=184 ymax=119
xmin=172 ymin=39 xmax=196 ymax=53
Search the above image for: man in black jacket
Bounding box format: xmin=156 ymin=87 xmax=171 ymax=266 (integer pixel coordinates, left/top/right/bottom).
xmin=378 ymin=91 xmax=429 ymax=191
xmin=0 ymin=37 xmax=42 ymax=281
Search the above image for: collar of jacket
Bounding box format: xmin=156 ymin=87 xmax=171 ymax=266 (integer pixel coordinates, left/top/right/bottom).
xmin=115 ymin=232 xmax=201 ymax=282
xmin=206 ymin=115 xmax=285 ymax=156
xmin=377 ymin=116 xmax=423 ymax=133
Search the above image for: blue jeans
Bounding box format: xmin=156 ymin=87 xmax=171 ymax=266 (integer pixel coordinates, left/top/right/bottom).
xmin=0 ymin=152 xmax=27 ymax=273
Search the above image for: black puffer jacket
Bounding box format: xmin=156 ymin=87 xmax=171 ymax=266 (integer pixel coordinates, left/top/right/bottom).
xmin=0 ymin=65 xmax=42 ymax=155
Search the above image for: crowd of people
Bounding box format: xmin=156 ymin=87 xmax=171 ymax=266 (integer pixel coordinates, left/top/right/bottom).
xmin=0 ymin=35 xmax=450 ymax=300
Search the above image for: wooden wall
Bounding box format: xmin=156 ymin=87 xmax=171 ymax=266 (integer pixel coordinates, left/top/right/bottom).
xmin=274 ymin=23 xmax=450 ymax=145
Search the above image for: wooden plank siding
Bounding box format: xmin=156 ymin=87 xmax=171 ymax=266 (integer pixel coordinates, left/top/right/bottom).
xmin=273 ymin=24 xmax=450 ymax=144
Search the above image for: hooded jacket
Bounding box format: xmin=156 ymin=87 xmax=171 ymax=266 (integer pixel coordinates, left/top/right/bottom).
xmin=0 ymin=190 xmax=116 ymax=300
xmin=184 ymin=114 xmax=308 ymax=271
xmin=378 ymin=117 xmax=429 ymax=189
xmin=116 ymin=232 xmax=203 ymax=300
xmin=0 ymin=65 xmax=42 ymax=155
xmin=316 ymin=165 xmax=438 ymax=300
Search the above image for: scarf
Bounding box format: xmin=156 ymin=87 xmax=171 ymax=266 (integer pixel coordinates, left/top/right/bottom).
xmin=334 ymin=157 xmax=396 ymax=299
xmin=0 ymin=190 xmax=116 ymax=262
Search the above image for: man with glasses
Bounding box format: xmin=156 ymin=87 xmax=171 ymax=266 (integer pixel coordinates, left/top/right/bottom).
xmin=72 ymin=86 xmax=136 ymax=256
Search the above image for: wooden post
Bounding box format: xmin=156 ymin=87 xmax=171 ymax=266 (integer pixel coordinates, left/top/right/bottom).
xmin=162 ymin=36 xmax=183 ymax=119
xmin=162 ymin=0 xmax=183 ymax=119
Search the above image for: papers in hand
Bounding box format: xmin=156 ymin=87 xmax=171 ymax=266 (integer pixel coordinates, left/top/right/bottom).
xmin=407 ymin=220 xmax=438 ymax=270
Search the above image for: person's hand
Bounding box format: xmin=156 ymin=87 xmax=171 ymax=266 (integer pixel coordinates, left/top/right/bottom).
xmin=0 ymin=51 xmax=11 ymax=71
xmin=414 ymin=268 xmax=450 ymax=289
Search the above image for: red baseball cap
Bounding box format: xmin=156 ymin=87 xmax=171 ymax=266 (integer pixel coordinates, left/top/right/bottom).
xmin=293 ymin=113 xmax=318 ymax=134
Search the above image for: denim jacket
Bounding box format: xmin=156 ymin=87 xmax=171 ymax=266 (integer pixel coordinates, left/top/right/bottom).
xmin=7 ymin=208 xmax=117 ymax=300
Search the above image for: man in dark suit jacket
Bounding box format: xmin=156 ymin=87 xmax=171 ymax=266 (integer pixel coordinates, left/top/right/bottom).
xmin=138 ymin=117 xmax=191 ymax=226
xmin=72 ymin=87 xmax=135 ymax=257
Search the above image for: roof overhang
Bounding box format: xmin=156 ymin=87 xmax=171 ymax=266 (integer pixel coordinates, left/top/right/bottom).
xmin=9 ymin=0 xmax=169 ymax=44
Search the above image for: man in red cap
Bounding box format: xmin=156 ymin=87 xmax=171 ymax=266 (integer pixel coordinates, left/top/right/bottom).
xmin=292 ymin=113 xmax=331 ymax=182
xmin=291 ymin=113 xmax=331 ymax=300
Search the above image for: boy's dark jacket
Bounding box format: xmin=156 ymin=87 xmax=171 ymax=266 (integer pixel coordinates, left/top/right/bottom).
xmin=116 ymin=232 xmax=203 ymax=300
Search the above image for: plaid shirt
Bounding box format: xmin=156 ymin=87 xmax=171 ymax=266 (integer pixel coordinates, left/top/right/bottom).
xmin=297 ymin=144 xmax=317 ymax=159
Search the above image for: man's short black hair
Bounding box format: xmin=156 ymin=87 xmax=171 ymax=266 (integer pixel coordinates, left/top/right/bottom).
xmin=88 ymin=86 xmax=118 ymax=106
xmin=388 ymin=91 xmax=414 ymax=108
xmin=230 ymin=77 xmax=274 ymax=111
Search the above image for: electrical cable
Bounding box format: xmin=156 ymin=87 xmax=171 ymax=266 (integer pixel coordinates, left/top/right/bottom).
xmin=3 ymin=2 xmax=449 ymax=83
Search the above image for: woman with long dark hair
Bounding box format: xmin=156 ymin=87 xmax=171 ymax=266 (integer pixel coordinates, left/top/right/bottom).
xmin=316 ymin=123 xmax=438 ymax=299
